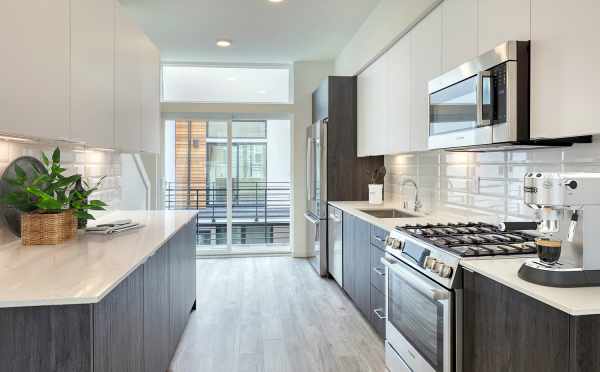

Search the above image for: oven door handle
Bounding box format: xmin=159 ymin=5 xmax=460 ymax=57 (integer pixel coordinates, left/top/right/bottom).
xmin=381 ymin=255 xmax=450 ymax=301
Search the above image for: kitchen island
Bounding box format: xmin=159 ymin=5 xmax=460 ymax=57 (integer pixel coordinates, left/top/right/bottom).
xmin=0 ymin=210 xmax=198 ymax=372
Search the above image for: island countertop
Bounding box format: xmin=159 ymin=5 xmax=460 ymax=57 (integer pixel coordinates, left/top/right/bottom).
xmin=0 ymin=210 xmax=198 ymax=308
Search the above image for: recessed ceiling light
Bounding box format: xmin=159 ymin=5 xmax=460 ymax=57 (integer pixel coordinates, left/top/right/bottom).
xmin=216 ymin=39 xmax=232 ymax=48
xmin=227 ymin=76 xmax=237 ymax=81
xmin=257 ymin=90 xmax=267 ymax=94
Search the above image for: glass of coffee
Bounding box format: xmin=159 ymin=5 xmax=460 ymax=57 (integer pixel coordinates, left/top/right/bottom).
xmin=535 ymin=238 xmax=562 ymax=264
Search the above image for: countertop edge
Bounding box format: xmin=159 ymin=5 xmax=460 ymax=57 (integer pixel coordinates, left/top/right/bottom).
xmin=460 ymin=260 xmax=600 ymax=316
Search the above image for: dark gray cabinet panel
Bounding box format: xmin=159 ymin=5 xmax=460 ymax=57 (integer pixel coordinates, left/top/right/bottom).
xmin=354 ymin=217 xmax=371 ymax=318
xmin=342 ymin=212 xmax=355 ymax=299
xmin=570 ymin=316 xmax=600 ymax=372
xmin=463 ymin=269 xmax=570 ymax=372
xmin=370 ymin=285 xmax=386 ymax=339
xmin=0 ymin=305 xmax=92 ymax=372
xmin=144 ymin=243 xmax=171 ymax=372
xmin=169 ymin=221 xmax=197 ymax=354
xmin=93 ymin=265 xmax=144 ymax=372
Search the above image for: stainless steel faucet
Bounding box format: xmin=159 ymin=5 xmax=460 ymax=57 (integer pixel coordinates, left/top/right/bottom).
xmin=402 ymin=178 xmax=423 ymax=212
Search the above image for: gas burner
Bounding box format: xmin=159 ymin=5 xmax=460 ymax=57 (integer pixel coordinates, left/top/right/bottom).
xmin=395 ymin=221 xmax=537 ymax=258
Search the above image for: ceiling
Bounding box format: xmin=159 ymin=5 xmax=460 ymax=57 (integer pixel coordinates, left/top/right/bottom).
xmin=120 ymin=0 xmax=381 ymax=63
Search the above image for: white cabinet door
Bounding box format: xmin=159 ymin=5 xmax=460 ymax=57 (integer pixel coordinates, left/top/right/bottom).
xmin=531 ymin=0 xmax=600 ymax=138
xmin=386 ymin=35 xmax=411 ymax=155
xmin=357 ymin=55 xmax=387 ymax=157
xmin=115 ymin=5 xmax=142 ymax=152
xmin=141 ymin=36 xmax=161 ymax=154
xmin=0 ymin=0 xmax=69 ymax=140
xmin=71 ymin=0 xmax=115 ymax=148
xmin=478 ymin=0 xmax=530 ymax=54
xmin=442 ymin=0 xmax=477 ymax=71
xmin=410 ymin=7 xmax=442 ymax=152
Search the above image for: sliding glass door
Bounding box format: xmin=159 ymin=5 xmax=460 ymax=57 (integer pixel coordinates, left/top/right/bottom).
xmin=164 ymin=116 xmax=291 ymax=255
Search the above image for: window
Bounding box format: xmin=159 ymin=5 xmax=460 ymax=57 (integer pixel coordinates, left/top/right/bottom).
xmin=207 ymin=120 xmax=267 ymax=139
xmin=161 ymin=65 xmax=291 ymax=103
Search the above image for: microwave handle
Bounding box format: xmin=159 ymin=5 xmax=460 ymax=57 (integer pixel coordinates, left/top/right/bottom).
xmin=477 ymin=71 xmax=492 ymax=127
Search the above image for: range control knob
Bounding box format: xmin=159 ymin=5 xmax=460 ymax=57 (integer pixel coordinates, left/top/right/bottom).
xmin=424 ymin=256 xmax=437 ymax=270
xmin=439 ymin=265 xmax=454 ymax=278
xmin=391 ymin=239 xmax=402 ymax=250
xmin=432 ymin=261 xmax=445 ymax=274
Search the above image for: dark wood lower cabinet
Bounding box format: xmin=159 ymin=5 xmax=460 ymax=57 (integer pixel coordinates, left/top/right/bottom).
xmin=144 ymin=243 xmax=171 ymax=372
xmin=0 ymin=305 xmax=92 ymax=371
xmin=342 ymin=213 xmax=355 ymax=300
xmin=341 ymin=212 xmax=387 ymax=339
xmin=354 ymin=217 xmax=372 ymax=319
xmin=462 ymin=269 xmax=600 ymax=372
xmin=0 ymin=223 xmax=197 ymax=372
xmin=94 ymin=264 xmax=145 ymax=372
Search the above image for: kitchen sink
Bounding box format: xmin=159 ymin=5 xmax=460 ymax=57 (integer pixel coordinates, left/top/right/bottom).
xmin=359 ymin=209 xmax=419 ymax=219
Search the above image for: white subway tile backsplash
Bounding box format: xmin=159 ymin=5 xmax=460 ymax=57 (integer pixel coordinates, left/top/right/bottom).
xmin=385 ymin=140 xmax=600 ymax=221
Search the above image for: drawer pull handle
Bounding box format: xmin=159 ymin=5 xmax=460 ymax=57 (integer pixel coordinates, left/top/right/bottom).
xmin=373 ymin=267 xmax=385 ymax=276
xmin=374 ymin=235 xmax=386 ymax=243
xmin=373 ymin=308 xmax=387 ymax=320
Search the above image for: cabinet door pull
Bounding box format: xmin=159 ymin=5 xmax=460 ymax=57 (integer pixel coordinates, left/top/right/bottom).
xmin=373 ymin=308 xmax=387 ymax=320
xmin=374 ymin=235 xmax=386 ymax=243
xmin=373 ymin=267 xmax=385 ymax=276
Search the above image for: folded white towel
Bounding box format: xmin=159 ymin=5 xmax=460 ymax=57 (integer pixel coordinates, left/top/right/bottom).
xmin=86 ymin=220 xmax=145 ymax=235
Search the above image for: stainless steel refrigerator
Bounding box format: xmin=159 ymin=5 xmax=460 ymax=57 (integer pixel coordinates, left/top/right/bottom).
xmin=305 ymin=77 xmax=384 ymax=276
xmin=305 ymin=119 xmax=328 ymax=275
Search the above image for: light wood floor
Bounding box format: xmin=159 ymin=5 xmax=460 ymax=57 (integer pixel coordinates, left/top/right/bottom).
xmin=169 ymin=256 xmax=387 ymax=372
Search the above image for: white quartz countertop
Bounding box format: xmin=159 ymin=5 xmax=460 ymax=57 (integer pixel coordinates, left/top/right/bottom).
xmin=461 ymin=257 xmax=600 ymax=316
xmin=0 ymin=210 xmax=198 ymax=308
xmin=328 ymin=200 xmax=495 ymax=231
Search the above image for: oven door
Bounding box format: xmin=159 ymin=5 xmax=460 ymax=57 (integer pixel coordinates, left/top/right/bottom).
xmin=382 ymin=254 xmax=453 ymax=372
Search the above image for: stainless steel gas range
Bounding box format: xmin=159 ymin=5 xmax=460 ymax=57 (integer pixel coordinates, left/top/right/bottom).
xmin=382 ymin=222 xmax=537 ymax=372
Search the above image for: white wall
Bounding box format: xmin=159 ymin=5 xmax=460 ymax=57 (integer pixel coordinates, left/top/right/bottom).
xmin=266 ymin=120 xmax=291 ymax=183
xmin=335 ymin=0 xmax=439 ymax=76
xmin=160 ymin=60 xmax=334 ymax=257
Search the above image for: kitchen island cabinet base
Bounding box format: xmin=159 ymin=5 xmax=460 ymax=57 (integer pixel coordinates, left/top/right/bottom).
xmin=0 ymin=221 xmax=197 ymax=372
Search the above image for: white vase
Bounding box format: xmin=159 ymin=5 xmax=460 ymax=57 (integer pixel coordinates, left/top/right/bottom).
xmin=368 ymin=184 xmax=383 ymax=205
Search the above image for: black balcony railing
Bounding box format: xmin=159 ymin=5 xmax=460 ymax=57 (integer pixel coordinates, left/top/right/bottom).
xmin=164 ymin=181 xmax=291 ymax=247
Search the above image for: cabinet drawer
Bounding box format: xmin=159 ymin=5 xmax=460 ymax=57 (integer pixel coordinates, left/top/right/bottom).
xmin=371 ymin=245 xmax=386 ymax=293
xmin=370 ymin=286 xmax=386 ymax=339
xmin=370 ymin=225 xmax=388 ymax=250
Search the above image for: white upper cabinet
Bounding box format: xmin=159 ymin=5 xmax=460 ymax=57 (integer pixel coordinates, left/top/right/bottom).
xmin=71 ymin=0 xmax=116 ymax=148
xmin=410 ymin=7 xmax=442 ymax=152
xmin=0 ymin=0 xmax=70 ymax=140
xmin=357 ymin=54 xmax=387 ymax=157
xmin=478 ymin=0 xmax=530 ymax=53
xmin=530 ymin=0 xmax=600 ymax=138
xmin=442 ymin=0 xmax=477 ymax=71
xmin=386 ymin=35 xmax=411 ymax=155
xmin=140 ymin=36 xmax=161 ymax=154
xmin=115 ymin=6 xmax=143 ymax=152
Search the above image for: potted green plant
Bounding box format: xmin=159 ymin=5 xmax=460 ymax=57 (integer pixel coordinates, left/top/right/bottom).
xmin=1 ymin=147 xmax=107 ymax=245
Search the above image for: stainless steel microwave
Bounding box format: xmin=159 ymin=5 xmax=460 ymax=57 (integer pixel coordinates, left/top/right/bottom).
xmin=428 ymin=41 xmax=531 ymax=151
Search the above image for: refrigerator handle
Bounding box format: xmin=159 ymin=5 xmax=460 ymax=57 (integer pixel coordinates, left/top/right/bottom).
xmin=306 ymin=136 xmax=313 ymax=202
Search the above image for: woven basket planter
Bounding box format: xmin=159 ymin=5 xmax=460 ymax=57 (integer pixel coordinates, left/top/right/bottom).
xmin=20 ymin=210 xmax=77 ymax=246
